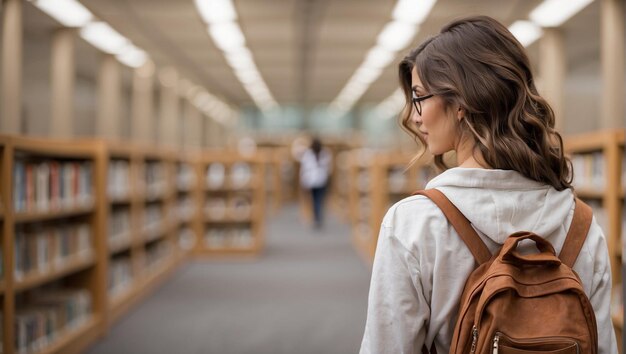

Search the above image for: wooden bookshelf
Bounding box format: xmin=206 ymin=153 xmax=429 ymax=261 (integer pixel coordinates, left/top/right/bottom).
xmin=0 ymin=135 xmax=107 ymax=354
xmin=324 ymin=137 xmax=362 ymax=219
xmin=194 ymin=151 xmax=265 ymax=256
xmin=564 ymin=130 xmax=624 ymax=351
xmin=347 ymin=149 xmax=376 ymax=264
xmin=102 ymin=144 xmax=181 ymax=327
xmin=348 ymin=149 xmax=434 ymax=265
xmin=173 ymin=154 xmax=201 ymax=261
xmin=258 ymin=147 xmax=285 ymax=215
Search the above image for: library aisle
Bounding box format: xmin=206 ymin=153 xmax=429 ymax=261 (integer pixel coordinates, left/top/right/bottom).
xmin=85 ymin=204 xmax=371 ymax=354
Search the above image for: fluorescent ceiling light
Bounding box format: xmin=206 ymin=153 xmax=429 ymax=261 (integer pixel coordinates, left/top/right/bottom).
xmin=116 ymin=45 xmax=147 ymax=68
xmin=508 ymin=21 xmax=543 ymax=47
xmin=392 ymin=0 xmax=437 ymax=25
xmin=530 ymin=0 xmax=594 ymax=27
xmin=194 ymin=0 xmax=277 ymax=112
xmin=364 ymin=47 xmax=396 ymax=69
xmin=33 ymin=0 xmax=93 ymax=27
xmin=226 ymin=51 xmax=255 ymax=70
xmin=355 ymin=66 xmax=383 ymax=84
xmin=194 ymin=0 xmax=236 ymax=24
xmin=80 ymin=22 xmax=128 ymax=55
xmin=236 ymin=70 xmax=262 ymax=85
xmin=377 ymin=21 xmax=417 ymax=52
xmin=209 ymin=22 xmax=246 ymax=52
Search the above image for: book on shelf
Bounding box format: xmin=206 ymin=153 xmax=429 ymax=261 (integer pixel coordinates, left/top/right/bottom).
xmin=109 ymin=208 xmax=131 ymax=247
xmin=229 ymin=195 xmax=252 ymax=220
xmin=13 ymin=160 xmax=94 ymax=213
xmin=388 ymin=166 xmax=407 ymax=193
xmin=204 ymin=228 xmax=253 ymax=249
xmin=584 ymin=199 xmax=608 ymax=235
xmin=205 ymin=198 xmax=227 ymax=220
xmin=144 ymin=162 xmax=167 ymax=199
xmin=230 ymin=163 xmax=252 ymax=188
xmin=177 ymin=163 xmax=197 ymax=191
xmin=14 ymin=222 xmax=92 ymax=280
xmin=177 ymin=195 xmax=195 ymax=222
xmin=15 ymin=287 xmax=92 ymax=354
xmin=357 ymin=171 xmax=370 ymax=193
xmin=109 ymin=256 xmax=133 ymax=299
xmin=206 ymin=163 xmax=226 ymax=189
xmin=570 ymin=152 xmax=606 ymax=190
xmin=107 ymin=159 xmax=130 ymax=199
xmin=178 ymin=228 xmax=197 ymax=251
xmin=143 ymin=204 xmax=163 ymax=237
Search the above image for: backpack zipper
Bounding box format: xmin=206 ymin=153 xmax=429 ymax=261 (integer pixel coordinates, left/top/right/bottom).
xmin=470 ymin=325 xmax=478 ymax=354
xmin=492 ymin=332 xmax=580 ymax=354
xmin=492 ymin=334 xmax=499 ymax=354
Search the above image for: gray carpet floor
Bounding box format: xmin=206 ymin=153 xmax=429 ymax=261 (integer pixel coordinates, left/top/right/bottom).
xmin=86 ymin=204 xmax=372 ymax=354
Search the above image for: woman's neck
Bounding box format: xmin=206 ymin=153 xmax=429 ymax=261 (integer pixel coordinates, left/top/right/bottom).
xmin=456 ymin=138 xmax=491 ymax=169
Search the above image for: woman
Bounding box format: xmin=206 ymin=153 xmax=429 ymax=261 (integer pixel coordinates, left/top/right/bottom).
xmin=360 ymin=16 xmax=617 ymax=353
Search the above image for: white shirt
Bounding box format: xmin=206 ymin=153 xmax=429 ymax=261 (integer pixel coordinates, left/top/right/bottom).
xmin=299 ymin=148 xmax=332 ymax=189
xmin=360 ymin=167 xmax=617 ymax=354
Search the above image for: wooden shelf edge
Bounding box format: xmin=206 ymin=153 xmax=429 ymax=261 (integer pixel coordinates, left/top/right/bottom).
xmin=574 ymin=188 xmax=606 ymax=199
xmin=204 ymin=217 xmax=254 ymax=223
xmin=108 ymin=237 xmax=133 ymax=255
xmin=193 ymin=246 xmax=261 ymax=256
xmin=14 ymin=254 xmax=96 ymax=292
xmin=14 ymin=203 xmax=95 ymax=223
xmin=108 ymin=196 xmax=132 ymax=204
xmin=37 ymin=315 xmax=100 ymax=354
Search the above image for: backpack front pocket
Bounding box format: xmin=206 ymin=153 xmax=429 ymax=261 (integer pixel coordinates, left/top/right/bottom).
xmin=493 ymin=332 xmax=579 ymax=354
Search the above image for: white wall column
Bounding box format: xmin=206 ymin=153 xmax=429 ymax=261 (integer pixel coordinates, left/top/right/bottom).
xmin=1 ymin=0 xmax=23 ymax=134
xmin=184 ymin=100 xmax=202 ymax=149
xmin=600 ymin=0 xmax=625 ymax=128
xmin=539 ymin=28 xmax=566 ymax=132
xmin=131 ymin=60 xmax=155 ymax=144
xmin=50 ymin=29 xmax=76 ymax=138
xmin=158 ymin=68 xmax=179 ymax=147
xmin=96 ymin=54 xmax=122 ymax=139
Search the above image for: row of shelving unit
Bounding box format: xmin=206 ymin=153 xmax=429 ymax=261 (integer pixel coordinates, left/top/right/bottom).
xmin=347 ymin=149 xmax=435 ymax=263
xmin=563 ymin=130 xmax=624 ymax=350
xmin=0 ymin=135 xmax=267 ymax=354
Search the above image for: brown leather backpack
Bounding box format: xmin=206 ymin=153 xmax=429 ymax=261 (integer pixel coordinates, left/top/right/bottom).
xmin=415 ymin=189 xmax=598 ymax=354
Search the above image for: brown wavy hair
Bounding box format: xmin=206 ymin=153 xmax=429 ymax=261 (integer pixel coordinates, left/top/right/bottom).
xmin=399 ymin=15 xmax=572 ymax=191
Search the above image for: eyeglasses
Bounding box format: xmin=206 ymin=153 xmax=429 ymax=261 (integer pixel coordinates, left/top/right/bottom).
xmin=412 ymin=92 xmax=434 ymax=116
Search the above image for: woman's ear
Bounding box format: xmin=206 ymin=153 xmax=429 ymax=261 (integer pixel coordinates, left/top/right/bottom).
xmin=457 ymin=106 xmax=466 ymax=121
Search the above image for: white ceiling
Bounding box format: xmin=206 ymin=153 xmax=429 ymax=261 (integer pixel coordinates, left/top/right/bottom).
xmin=22 ymin=0 xmax=602 ymax=110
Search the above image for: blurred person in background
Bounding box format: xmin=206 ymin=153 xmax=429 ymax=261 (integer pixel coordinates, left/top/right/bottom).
xmin=299 ymin=137 xmax=332 ymax=229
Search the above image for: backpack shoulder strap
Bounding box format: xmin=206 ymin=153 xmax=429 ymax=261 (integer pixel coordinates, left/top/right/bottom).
xmin=558 ymin=198 xmax=593 ymax=268
xmin=413 ymin=189 xmax=491 ymax=265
